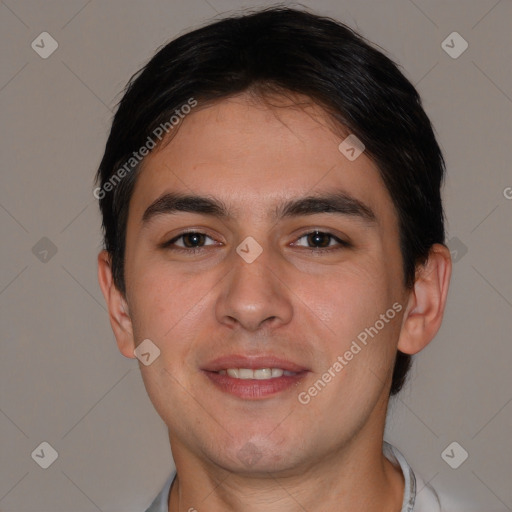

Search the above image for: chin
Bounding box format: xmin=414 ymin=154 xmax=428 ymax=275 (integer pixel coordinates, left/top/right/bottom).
xmin=210 ymin=435 xmax=306 ymax=475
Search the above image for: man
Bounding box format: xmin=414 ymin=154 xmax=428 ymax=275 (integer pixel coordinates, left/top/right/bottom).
xmin=96 ymin=7 xmax=451 ymax=511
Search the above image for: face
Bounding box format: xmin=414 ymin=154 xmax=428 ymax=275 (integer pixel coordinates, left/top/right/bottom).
xmin=121 ymin=94 xmax=409 ymax=475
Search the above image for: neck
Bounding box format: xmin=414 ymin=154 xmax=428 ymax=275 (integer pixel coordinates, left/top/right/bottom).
xmin=167 ymin=434 xmax=404 ymax=512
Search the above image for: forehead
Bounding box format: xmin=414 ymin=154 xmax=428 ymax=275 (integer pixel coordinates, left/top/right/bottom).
xmin=128 ymin=94 xmax=396 ymax=227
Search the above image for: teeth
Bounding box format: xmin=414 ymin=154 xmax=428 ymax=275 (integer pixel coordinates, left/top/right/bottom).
xmin=219 ymin=368 xmax=297 ymax=379
xmin=255 ymin=368 xmax=272 ymax=379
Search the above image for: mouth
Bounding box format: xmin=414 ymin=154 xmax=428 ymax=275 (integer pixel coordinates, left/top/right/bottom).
xmin=202 ymin=355 xmax=309 ymax=399
xmin=218 ymin=368 xmax=298 ymax=379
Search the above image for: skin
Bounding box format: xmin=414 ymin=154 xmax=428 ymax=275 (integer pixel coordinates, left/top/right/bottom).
xmin=98 ymin=93 xmax=451 ymax=512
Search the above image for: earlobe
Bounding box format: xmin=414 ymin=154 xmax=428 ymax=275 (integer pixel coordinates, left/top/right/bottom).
xmin=97 ymin=250 xmax=136 ymax=359
xmin=397 ymin=244 xmax=452 ymax=355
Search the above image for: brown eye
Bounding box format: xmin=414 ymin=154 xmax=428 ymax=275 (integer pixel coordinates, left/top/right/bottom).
xmin=294 ymin=230 xmax=349 ymax=251
xmin=180 ymin=232 xmax=207 ymax=248
xmin=162 ymin=231 xmax=217 ymax=252
xmin=306 ymin=231 xmax=332 ymax=248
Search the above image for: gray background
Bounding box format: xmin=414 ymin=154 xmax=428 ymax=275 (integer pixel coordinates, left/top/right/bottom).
xmin=1 ymin=0 xmax=511 ymax=511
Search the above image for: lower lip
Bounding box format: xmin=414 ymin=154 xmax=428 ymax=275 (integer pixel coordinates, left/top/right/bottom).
xmin=203 ymin=370 xmax=308 ymax=399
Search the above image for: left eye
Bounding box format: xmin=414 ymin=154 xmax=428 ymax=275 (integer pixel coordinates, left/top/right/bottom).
xmin=293 ymin=230 xmax=347 ymax=250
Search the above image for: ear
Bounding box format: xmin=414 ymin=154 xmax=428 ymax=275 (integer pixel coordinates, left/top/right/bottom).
xmin=97 ymin=250 xmax=136 ymax=359
xmin=397 ymin=243 xmax=452 ymax=355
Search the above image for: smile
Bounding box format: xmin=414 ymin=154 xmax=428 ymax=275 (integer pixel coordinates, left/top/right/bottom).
xmin=217 ymin=368 xmax=298 ymax=379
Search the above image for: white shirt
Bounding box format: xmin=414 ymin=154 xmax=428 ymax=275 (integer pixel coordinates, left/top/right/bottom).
xmin=145 ymin=442 xmax=441 ymax=511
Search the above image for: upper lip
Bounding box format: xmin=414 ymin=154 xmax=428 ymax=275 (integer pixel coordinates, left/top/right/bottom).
xmin=202 ymin=354 xmax=309 ymax=373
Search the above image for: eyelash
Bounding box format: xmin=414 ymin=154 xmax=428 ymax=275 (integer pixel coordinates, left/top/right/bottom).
xmin=161 ymin=230 xmax=350 ymax=254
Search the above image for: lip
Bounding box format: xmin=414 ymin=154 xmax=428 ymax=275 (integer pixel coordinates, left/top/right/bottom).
xmin=202 ymin=354 xmax=309 ymax=373
xmin=201 ymin=354 xmax=309 ymax=400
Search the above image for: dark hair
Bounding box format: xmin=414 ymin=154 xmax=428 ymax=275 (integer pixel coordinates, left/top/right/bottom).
xmin=95 ymin=5 xmax=446 ymax=396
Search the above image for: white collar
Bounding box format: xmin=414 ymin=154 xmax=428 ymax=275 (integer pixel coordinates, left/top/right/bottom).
xmin=383 ymin=441 xmax=441 ymax=512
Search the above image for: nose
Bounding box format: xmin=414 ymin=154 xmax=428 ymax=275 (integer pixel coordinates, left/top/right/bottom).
xmin=215 ymin=245 xmax=294 ymax=332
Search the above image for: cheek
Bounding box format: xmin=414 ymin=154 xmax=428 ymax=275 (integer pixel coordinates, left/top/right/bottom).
xmin=126 ymin=259 xmax=184 ymax=338
xmin=127 ymin=258 xmax=217 ymax=361
xmin=300 ymin=261 xmax=391 ymax=330
xmin=300 ymin=263 xmax=402 ymax=375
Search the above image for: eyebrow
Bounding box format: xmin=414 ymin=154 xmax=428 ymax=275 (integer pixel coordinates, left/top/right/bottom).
xmin=142 ymin=190 xmax=376 ymax=226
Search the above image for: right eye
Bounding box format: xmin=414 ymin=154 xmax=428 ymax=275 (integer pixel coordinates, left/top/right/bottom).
xmin=161 ymin=231 xmax=219 ymax=253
